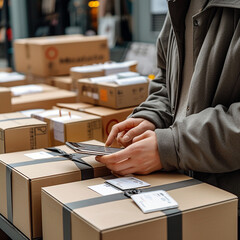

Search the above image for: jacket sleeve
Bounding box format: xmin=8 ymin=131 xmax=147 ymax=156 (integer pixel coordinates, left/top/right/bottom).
xmin=157 ymin=103 xmax=240 ymax=173
xmin=130 ymin=14 xmax=173 ymax=129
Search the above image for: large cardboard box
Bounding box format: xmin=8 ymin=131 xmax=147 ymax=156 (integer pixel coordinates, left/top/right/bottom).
xmin=70 ymin=61 xmax=138 ymax=90
xmin=0 ymin=87 xmax=11 ymax=113
xmin=0 ymin=112 xmax=48 ymax=153
xmin=0 ymin=72 xmax=27 ymax=87
xmin=14 ymin=35 xmax=109 ymax=77
xmin=32 ymin=109 xmax=102 ymax=146
xmin=0 ymin=141 xmax=110 ymax=239
xmin=77 ymin=78 xmax=149 ymax=109
xmin=41 ymin=173 xmax=238 ymax=240
xmin=11 ymin=89 xmax=77 ymax=111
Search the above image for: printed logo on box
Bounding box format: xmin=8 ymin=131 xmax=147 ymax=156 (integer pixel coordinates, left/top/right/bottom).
xmin=45 ymin=47 xmax=59 ymax=60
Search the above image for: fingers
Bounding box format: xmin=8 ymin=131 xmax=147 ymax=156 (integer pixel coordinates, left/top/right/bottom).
xmin=105 ymin=118 xmax=144 ymax=146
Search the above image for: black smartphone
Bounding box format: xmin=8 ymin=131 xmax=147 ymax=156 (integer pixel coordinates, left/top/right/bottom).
xmin=65 ymin=142 xmax=122 ymax=156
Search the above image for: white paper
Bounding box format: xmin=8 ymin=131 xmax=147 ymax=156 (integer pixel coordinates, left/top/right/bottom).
xmin=131 ymin=190 xmax=178 ymax=213
xmin=24 ymin=151 xmax=54 ymax=160
xmin=20 ymin=109 xmax=45 ymax=117
xmin=90 ymin=75 xmax=117 ymax=84
xmin=105 ymin=177 xmax=150 ymax=190
xmin=11 ymin=84 xmax=43 ymax=96
xmin=0 ymin=72 xmax=25 ymax=82
xmin=117 ymin=71 xmax=140 ymax=79
xmin=38 ymin=109 xmax=68 ymax=117
xmin=114 ymin=76 xmax=148 ymax=86
xmin=70 ymin=64 xmax=103 ymax=73
xmin=88 ymin=183 xmax=122 ymax=196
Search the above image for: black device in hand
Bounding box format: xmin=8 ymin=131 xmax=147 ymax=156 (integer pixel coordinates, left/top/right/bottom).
xmin=65 ymin=142 xmax=122 ymax=156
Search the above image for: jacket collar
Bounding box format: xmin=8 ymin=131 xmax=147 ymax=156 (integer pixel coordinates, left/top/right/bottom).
xmin=207 ymin=0 xmax=240 ymax=9
xmin=167 ymin=0 xmax=240 ymax=9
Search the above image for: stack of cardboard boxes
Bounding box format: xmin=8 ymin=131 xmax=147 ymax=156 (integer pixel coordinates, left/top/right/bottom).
xmin=0 ymin=33 xmax=238 ymax=240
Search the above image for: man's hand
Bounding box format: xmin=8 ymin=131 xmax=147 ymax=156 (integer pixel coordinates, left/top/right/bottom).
xmin=96 ymin=130 xmax=162 ymax=176
xmin=106 ymin=118 xmax=156 ymax=147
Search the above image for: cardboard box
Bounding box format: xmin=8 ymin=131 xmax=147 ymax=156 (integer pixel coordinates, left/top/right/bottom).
xmin=0 ymin=141 xmax=111 ymax=239
xmin=82 ymin=106 xmax=133 ymax=143
xmin=41 ymin=173 xmax=238 ymax=240
xmin=0 ymin=112 xmax=48 ymax=153
xmin=56 ymin=102 xmax=94 ymax=111
xmin=77 ymin=78 xmax=149 ymax=109
xmin=0 ymin=72 xmax=27 ymax=87
xmin=70 ymin=60 xmax=138 ymax=90
xmin=56 ymin=104 xmax=133 ymax=144
xmin=0 ymin=87 xmax=11 ymax=113
xmin=11 ymin=89 xmax=77 ymax=111
xmin=32 ymin=109 xmax=102 ymax=146
xmin=14 ymin=35 xmax=109 ymax=77
xmin=52 ymin=76 xmax=73 ymax=91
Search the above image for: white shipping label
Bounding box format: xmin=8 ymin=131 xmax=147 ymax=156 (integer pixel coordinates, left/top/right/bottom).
xmin=53 ymin=120 xmax=65 ymax=142
xmin=52 ymin=115 xmax=82 ymax=142
xmin=88 ymin=183 xmax=122 ymax=196
xmin=131 ymin=190 xmax=179 ymax=213
xmin=24 ymin=151 xmax=54 ymax=160
xmin=105 ymin=177 xmax=150 ymax=190
xmin=0 ymin=72 xmax=25 ymax=82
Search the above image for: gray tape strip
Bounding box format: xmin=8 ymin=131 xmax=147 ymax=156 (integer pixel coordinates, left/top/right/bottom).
xmin=5 ymin=151 xmax=93 ymax=224
xmin=62 ymin=206 xmax=71 ymax=240
xmin=162 ymin=208 xmax=182 ymax=240
xmin=6 ymin=166 xmax=13 ymax=223
xmin=66 ymin=178 xmax=201 ymax=209
xmin=63 ymin=178 xmax=201 ymax=240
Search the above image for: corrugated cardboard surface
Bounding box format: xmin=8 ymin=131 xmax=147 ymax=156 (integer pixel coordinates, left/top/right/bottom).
xmin=83 ymin=106 xmax=134 ymax=143
xmin=14 ymin=35 xmax=109 ymax=77
xmin=78 ymin=79 xmax=149 ymax=109
xmin=42 ymin=173 xmax=238 ymax=240
xmin=0 ymin=141 xmax=110 ymax=239
xmin=52 ymin=76 xmax=73 ymax=91
xmin=11 ymin=90 xmax=77 ymax=111
xmin=32 ymin=109 xmax=102 ymax=146
xmin=0 ymin=87 xmax=11 ymax=113
xmin=0 ymin=112 xmax=48 ymax=153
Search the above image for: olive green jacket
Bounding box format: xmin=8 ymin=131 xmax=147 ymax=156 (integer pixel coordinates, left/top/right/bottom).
xmin=131 ymin=0 xmax=240 ymax=211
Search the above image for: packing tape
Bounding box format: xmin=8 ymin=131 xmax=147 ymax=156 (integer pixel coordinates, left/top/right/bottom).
xmin=62 ymin=178 xmax=201 ymax=240
xmin=5 ymin=148 xmax=94 ymax=223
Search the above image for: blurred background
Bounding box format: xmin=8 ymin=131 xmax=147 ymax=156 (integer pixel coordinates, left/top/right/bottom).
xmin=0 ymin=0 xmax=167 ymax=76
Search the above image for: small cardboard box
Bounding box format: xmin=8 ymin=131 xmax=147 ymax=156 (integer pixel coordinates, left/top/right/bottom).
xmin=70 ymin=61 xmax=138 ymax=90
xmin=11 ymin=89 xmax=77 ymax=111
xmin=52 ymin=76 xmax=73 ymax=91
xmin=0 ymin=87 xmax=11 ymax=113
xmin=14 ymin=35 xmax=109 ymax=77
xmin=32 ymin=109 xmax=102 ymax=146
xmin=56 ymin=104 xmax=133 ymax=144
xmin=0 ymin=112 xmax=48 ymax=153
xmin=0 ymin=72 xmax=27 ymax=87
xmin=0 ymin=141 xmax=110 ymax=239
xmin=41 ymin=173 xmax=238 ymax=240
xmin=77 ymin=78 xmax=149 ymax=109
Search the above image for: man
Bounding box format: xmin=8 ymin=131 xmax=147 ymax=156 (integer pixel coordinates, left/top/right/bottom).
xmin=96 ymin=0 xmax=240 ymax=236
